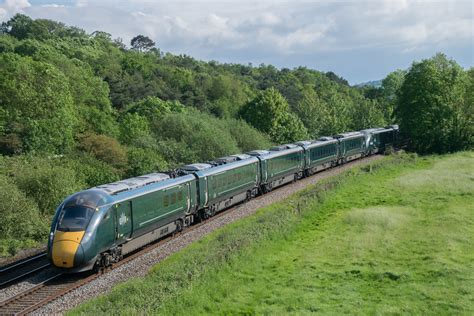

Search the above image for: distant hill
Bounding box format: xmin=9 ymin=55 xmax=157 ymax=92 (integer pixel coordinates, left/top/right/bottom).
xmin=354 ymin=80 xmax=383 ymax=88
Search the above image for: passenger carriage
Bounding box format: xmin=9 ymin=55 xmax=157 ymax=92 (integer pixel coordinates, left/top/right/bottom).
xmin=248 ymin=145 xmax=304 ymax=193
xmin=179 ymin=154 xmax=260 ymax=218
xmin=295 ymin=137 xmax=339 ymax=176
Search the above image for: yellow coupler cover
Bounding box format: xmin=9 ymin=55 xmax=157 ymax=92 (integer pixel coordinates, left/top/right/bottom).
xmin=52 ymin=231 xmax=85 ymax=268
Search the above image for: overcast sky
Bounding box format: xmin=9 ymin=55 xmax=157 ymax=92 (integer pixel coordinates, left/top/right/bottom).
xmin=1 ymin=0 xmax=472 ymax=84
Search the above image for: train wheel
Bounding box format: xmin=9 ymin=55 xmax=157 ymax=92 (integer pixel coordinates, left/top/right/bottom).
xmin=175 ymin=219 xmax=183 ymax=233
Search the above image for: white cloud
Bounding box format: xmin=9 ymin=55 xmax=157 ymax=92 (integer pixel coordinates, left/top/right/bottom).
xmin=1 ymin=0 xmax=472 ymax=82
xmin=41 ymin=4 xmax=65 ymax=8
xmin=0 ymin=0 xmax=31 ymax=20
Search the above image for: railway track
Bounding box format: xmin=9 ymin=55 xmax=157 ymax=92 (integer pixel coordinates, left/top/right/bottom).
xmin=0 ymin=253 xmax=50 ymax=289
xmin=0 ymin=206 xmax=236 ymax=315
xmin=0 ymin=154 xmax=384 ymax=315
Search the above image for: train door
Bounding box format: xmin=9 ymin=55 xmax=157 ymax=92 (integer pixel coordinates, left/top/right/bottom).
xmin=115 ymin=201 xmax=132 ymax=243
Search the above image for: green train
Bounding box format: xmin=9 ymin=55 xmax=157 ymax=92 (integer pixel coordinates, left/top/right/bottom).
xmin=48 ymin=125 xmax=398 ymax=271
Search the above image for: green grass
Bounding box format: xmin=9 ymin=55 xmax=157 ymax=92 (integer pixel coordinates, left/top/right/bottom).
xmin=71 ymin=152 xmax=474 ymax=315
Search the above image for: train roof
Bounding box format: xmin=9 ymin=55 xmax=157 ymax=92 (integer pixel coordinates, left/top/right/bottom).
xmin=94 ymin=173 xmax=171 ymax=195
xmin=63 ymin=172 xmax=196 ymax=208
xmin=318 ymin=136 xmax=335 ymax=141
xmin=247 ymin=145 xmax=303 ymax=159
xmin=104 ymin=174 xmax=196 ymax=205
xmin=294 ymin=138 xmax=338 ymax=149
xmin=195 ymin=155 xmax=259 ymax=176
xmin=334 ymin=131 xmax=365 ymax=140
xmin=247 ymin=150 xmax=270 ymax=156
xmin=212 ymin=154 xmax=252 ymax=165
xmin=180 ymin=163 xmax=213 ymax=171
xmin=269 ymin=144 xmax=299 ymax=151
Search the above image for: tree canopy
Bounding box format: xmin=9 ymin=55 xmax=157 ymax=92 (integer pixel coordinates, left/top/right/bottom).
xmin=395 ymin=53 xmax=472 ymax=153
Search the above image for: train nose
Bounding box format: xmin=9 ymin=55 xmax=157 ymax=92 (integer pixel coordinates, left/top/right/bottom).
xmin=51 ymin=231 xmax=85 ymax=268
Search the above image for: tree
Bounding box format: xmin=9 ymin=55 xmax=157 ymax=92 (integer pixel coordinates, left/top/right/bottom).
xmin=126 ymin=96 xmax=186 ymax=123
xmin=380 ymin=69 xmax=406 ymax=122
xmin=293 ymin=86 xmax=325 ymax=137
xmin=131 ymin=35 xmax=155 ymax=52
xmin=119 ymin=113 xmax=151 ymax=145
xmin=240 ymin=88 xmax=308 ymax=143
xmin=0 ymin=53 xmax=76 ymax=154
xmin=325 ymin=71 xmax=349 ymax=86
xmin=395 ymin=53 xmax=471 ymax=154
xmin=78 ymin=134 xmax=128 ymax=169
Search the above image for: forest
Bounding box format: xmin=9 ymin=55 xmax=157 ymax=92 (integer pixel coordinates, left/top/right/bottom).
xmin=0 ymin=14 xmax=472 ymax=256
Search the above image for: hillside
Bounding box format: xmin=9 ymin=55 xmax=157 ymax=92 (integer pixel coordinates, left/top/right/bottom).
xmin=72 ymin=152 xmax=474 ymax=314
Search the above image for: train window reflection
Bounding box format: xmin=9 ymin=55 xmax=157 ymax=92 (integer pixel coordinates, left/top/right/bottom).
xmin=57 ymin=206 xmax=94 ymax=232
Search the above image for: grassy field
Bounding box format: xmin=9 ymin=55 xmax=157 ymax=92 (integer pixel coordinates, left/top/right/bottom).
xmin=71 ymin=152 xmax=474 ymax=315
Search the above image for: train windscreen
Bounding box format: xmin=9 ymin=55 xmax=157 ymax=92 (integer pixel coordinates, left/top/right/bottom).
xmin=57 ymin=206 xmax=95 ymax=232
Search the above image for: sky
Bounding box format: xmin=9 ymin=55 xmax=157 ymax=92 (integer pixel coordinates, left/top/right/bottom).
xmin=0 ymin=0 xmax=472 ymax=84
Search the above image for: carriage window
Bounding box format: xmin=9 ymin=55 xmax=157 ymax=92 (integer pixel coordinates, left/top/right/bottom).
xmin=178 ymin=191 xmax=183 ymax=201
xmin=171 ymin=192 xmax=176 ymax=204
xmin=164 ymin=195 xmax=169 ymax=207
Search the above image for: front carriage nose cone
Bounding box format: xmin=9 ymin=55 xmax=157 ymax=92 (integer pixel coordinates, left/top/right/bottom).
xmin=51 ymin=231 xmax=85 ymax=268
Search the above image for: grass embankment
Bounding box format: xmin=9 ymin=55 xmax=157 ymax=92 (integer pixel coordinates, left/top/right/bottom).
xmin=72 ymin=152 xmax=474 ymax=314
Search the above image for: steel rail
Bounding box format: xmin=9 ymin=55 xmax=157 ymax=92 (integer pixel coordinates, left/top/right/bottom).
xmin=0 ymin=253 xmax=51 ymax=288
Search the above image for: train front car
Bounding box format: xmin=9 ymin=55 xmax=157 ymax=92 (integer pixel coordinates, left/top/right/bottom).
xmin=48 ymin=189 xmax=112 ymax=272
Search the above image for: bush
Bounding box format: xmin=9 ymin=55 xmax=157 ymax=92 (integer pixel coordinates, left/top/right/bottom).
xmin=12 ymin=159 xmax=85 ymax=215
xmin=78 ymin=133 xmax=128 ymax=169
xmin=0 ymin=53 xmax=76 ymax=154
xmin=155 ymin=140 xmax=198 ymax=167
xmin=67 ymin=152 xmax=121 ymax=187
xmin=126 ymin=147 xmax=168 ymax=177
xmin=152 ymin=110 xmax=240 ymax=163
xmin=240 ymin=88 xmax=308 ymax=143
xmin=224 ymin=119 xmax=272 ymax=152
xmin=0 ymin=175 xmax=47 ymax=241
xmin=119 ymin=113 xmax=151 ymax=145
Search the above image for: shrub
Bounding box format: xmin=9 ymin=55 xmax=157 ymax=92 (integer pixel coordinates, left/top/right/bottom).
xmin=67 ymin=152 xmax=121 ymax=187
xmin=0 ymin=175 xmax=47 ymax=241
xmin=126 ymin=147 xmax=168 ymax=177
xmin=224 ymin=119 xmax=272 ymax=152
xmin=78 ymin=133 xmax=128 ymax=169
xmin=119 ymin=113 xmax=151 ymax=145
xmin=12 ymin=160 xmax=85 ymax=215
xmin=152 ymin=110 xmax=240 ymax=163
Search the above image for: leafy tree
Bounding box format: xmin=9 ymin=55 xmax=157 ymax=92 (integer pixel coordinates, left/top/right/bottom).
xmin=293 ymin=86 xmax=325 ymax=137
xmin=152 ymin=111 xmax=240 ymax=163
xmin=224 ymin=119 xmax=272 ymax=151
xmin=240 ymin=88 xmax=308 ymax=143
xmin=119 ymin=113 xmax=151 ymax=145
xmin=380 ymin=69 xmax=406 ymax=122
xmin=78 ymin=134 xmax=128 ymax=169
xmin=0 ymin=53 xmax=76 ymax=154
xmin=126 ymin=96 xmax=186 ymax=123
xmin=14 ymin=164 xmax=84 ymax=216
xmin=325 ymin=71 xmax=349 ymax=86
xmin=348 ymin=98 xmax=386 ymax=131
xmin=395 ymin=53 xmax=471 ymax=153
xmin=126 ymin=147 xmax=168 ymax=177
xmin=67 ymin=153 xmax=120 ymax=187
xmin=0 ymin=175 xmax=47 ymax=243
xmin=131 ymin=35 xmax=155 ymax=52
